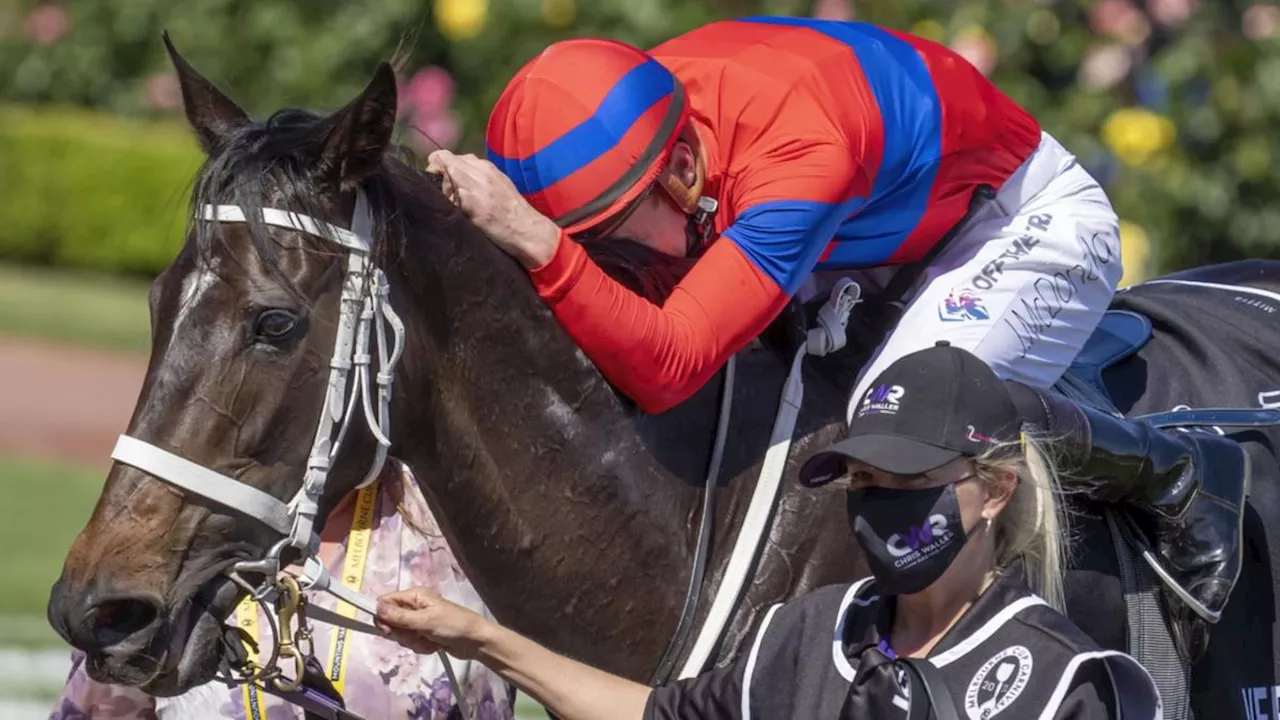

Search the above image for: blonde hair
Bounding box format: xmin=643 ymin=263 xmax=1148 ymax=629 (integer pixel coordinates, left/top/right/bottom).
xmin=973 ymin=433 xmax=1071 ymax=613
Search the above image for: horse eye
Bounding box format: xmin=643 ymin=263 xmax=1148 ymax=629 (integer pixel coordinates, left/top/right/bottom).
xmin=255 ymin=309 xmax=299 ymax=340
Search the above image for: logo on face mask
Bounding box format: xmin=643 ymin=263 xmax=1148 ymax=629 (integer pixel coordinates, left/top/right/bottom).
xmin=859 ymin=384 xmax=905 ymax=416
xmin=885 ymin=513 xmax=953 ymax=565
xmin=939 ymin=288 xmax=990 ymax=322
xmin=964 ymin=645 xmax=1034 ymax=719
xmin=849 ymin=484 xmax=971 ymax=595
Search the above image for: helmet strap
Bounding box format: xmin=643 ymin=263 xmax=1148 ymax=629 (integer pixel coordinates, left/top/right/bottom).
xmin=657 ymin=125 xmax=706 ymax=213
xmin=658 ymin=130 xmax=718 ymax=256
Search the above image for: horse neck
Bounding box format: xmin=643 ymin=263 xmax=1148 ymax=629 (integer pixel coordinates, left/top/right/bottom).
xmin=382 ymin=213 xmax=701 ymax=678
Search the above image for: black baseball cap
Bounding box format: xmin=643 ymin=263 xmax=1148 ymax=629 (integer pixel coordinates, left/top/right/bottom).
xmin=799 ymin=341 xmax=1020 ymax=486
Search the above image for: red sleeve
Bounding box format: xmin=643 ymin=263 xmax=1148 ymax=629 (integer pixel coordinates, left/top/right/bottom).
xmin=530 ymin=232 xmax=789 ymax=414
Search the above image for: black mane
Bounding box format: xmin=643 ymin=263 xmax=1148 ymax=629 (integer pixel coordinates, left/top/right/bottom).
xmin=188 ymin=107 xmax=452 ymax=276
xmin=189 ymin=106 xmax=693 ymax=304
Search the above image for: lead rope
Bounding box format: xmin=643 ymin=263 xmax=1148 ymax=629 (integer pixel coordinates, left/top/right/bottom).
xmin=650 ymin=354 xmax=737 ymax=684
xmin=295 ymin=567 xmax=471 ymax=719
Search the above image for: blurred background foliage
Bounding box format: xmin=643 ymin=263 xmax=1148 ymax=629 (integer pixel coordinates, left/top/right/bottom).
xmin=2 ymin=0 xmax=1279 ymax=281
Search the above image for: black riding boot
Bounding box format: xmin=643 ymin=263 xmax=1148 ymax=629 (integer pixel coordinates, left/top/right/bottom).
xmin=1007 ymin=382 xmax=1249 ymax=624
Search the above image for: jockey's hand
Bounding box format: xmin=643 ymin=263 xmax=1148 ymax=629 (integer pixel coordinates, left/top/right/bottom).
xmin=375 ymin=588 xmax=489 ymax=660
xmin=426 ymin=150 xmax=561 ymax=269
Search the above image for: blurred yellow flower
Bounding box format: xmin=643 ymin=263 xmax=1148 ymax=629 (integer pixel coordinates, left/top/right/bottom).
xmin=911 ymin=19 xmax=946 ymax=42
xmin=436 ymin=0 xmax=488 ymax=41
xmin=1101 ymin=107 xmax=1176 ymax=166
xmin=1118 ymin=220 xmax=1152 ymax=288
xmin=542 ymin=0 xmax=575 ymax=27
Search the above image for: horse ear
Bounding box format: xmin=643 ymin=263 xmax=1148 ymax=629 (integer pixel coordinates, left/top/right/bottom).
xmin=163 ymin=31 xmax=249 ymax=155
xmin=318 ymin=62 xmax=398 ymax=189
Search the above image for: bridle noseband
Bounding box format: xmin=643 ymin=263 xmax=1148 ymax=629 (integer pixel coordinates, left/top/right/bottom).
xmin=107 ymin=191 xmax=469 ymax=717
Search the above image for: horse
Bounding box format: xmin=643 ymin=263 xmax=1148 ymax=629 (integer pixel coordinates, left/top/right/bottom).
xmin=43 ymin=46 xmax=1280 ymax=720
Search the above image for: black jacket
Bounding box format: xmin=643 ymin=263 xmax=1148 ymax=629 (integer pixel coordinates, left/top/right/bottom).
xmin=646 ymin=565 xmax=1161 ymax=719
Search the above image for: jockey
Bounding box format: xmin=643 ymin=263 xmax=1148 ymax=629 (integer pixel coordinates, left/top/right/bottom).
xmin=427 ymin=18 xmax=1247 ymax=623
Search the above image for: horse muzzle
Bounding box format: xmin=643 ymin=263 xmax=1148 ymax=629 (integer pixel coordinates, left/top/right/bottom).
xmin=47 ymin=564 xmax=243 ymax=693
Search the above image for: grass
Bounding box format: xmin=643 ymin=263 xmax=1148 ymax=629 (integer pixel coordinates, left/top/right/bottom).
xmin=0 ymin=454 xmax=104 ymax=647
xmin=0 ymin=264 xmax=146 ymax=644
xmin=0 ymin=263 xmax=151 ymax=354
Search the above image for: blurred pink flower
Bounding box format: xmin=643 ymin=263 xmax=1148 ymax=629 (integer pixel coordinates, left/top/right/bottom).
xmin=950 ymin=27 xmax=998 ymax=77
xmin=1090 ymin=0 xmax=1135 ymax=33
xmin=1244 ymin=4 xmax=1280 ymax=39
xmin=812 ymin=0 xmax=854 ymax=21
xmin=399 ymin=66 xmax=455 ymax=118
xmin=24 ymin=3 xmax=71 ymax=45
xmin=406 ymin=111 xmax=462 ymax=151
xmin=1090 ymin=0 xmax=1151 ymax=45
xmin=143 ymin=71 xmax=181 ymax=110
xmin=1147 ymin=0 xmax=1195 ymax=27
xmin=1080 ymin=44 xmax=1133 ymax=90
xmin=398 ymin=66 xmax=462 ymax=150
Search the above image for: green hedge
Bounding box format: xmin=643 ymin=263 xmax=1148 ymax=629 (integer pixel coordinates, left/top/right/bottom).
xmin=0 ymin=105 xmax=202 ymax=275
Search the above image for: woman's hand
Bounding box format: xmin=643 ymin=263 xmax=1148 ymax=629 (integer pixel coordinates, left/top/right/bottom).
xmin=426 ymin=150 xmax=562 ymax=269
xmin=375 ymin=588 xmax=490 ymax=661
xmin=378 ymin=588 xmax=654 ymax=720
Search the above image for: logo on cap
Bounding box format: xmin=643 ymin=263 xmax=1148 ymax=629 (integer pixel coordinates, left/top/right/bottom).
xmin=966 ymin=425 xmax=998 ymax=444
xmin=859 ymin=384 xmax=905 ymax=417
xmin=939 ymin=288 xmax=990 ymax=322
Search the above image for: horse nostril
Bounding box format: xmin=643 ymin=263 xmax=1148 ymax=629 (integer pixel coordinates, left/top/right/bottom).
xmin=88 ymin=596 xmax=161 ymax=647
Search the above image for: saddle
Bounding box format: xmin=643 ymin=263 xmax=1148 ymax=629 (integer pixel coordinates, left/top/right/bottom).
xmin=1053 ymin=309 xmax=1151 ymax=411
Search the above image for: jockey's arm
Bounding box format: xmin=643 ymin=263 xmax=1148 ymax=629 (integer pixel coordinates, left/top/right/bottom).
xmin=532 ymin=237 xmax=788 ymax=413
xmin=531 ymin=145 xmax=865 ymax=413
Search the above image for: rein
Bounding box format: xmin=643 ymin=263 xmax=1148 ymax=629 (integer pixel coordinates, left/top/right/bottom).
xmin=108 ymin=191 xmax=470 ymax=719
xmin=650 ymin=355 xmax=736 ymax=683
xmin=652 ymin=278 xmax=861 ymax=684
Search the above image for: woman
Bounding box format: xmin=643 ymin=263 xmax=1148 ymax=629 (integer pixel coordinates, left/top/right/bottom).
xmin=375 ymin=343 xmax=1162 ymax=719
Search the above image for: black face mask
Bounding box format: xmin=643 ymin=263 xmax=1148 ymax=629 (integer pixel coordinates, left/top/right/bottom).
xmin=846 ymin=482 xmax=972 ymax=595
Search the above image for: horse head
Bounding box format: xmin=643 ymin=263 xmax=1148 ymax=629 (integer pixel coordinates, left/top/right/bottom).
xmin=45 ymin=36 xmax=417 ymax=695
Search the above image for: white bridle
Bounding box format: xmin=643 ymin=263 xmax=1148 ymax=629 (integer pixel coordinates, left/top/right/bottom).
xmin=114 ymin=191 xmax=400 ymax=555
xmin=108 ymin=192 xmax=468 ymax=717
